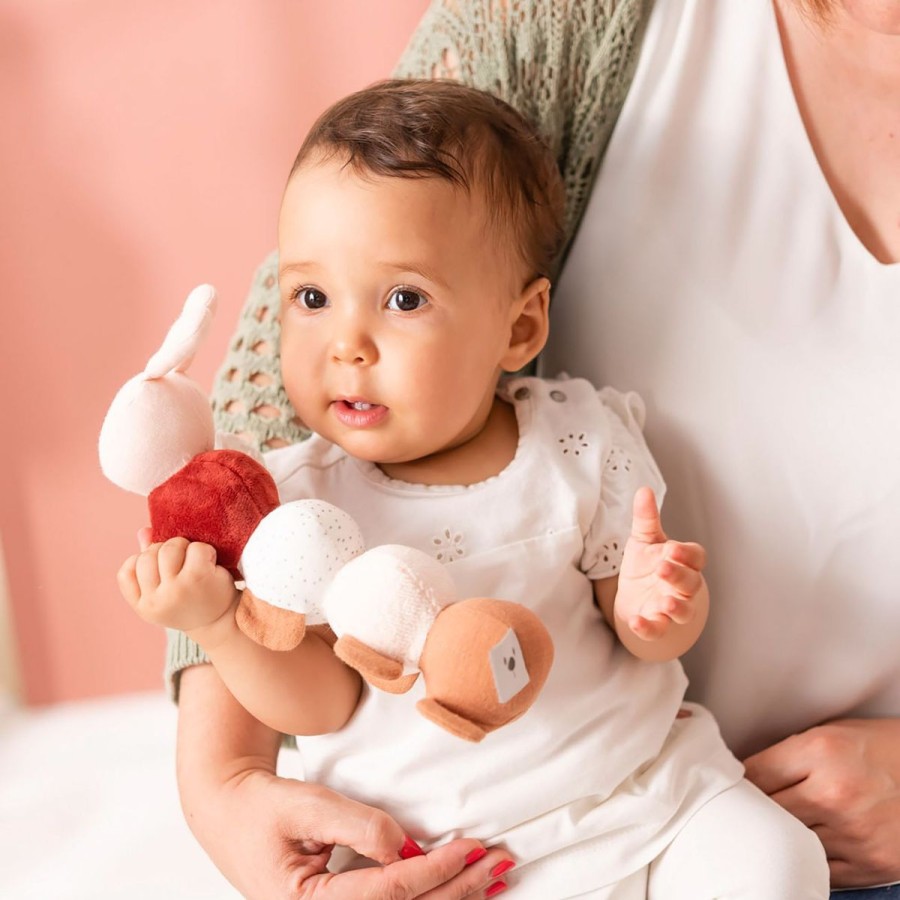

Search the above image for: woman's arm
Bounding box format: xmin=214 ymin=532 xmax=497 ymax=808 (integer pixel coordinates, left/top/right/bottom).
xmin=176 ymin=664 xmax=515 ymax=900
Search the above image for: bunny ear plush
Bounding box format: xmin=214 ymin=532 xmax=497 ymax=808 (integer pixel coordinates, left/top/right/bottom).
xmin=98 ymin=286 xmax=219 ymax=497
xmin=143 ymin=283 xmax=217 ymax=378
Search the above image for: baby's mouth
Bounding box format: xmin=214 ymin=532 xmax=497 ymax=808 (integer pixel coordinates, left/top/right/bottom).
xmin=335 ymin=398 xmax=385 ymax=411
xmin=332 ymin=398 xmax=389 ymax=427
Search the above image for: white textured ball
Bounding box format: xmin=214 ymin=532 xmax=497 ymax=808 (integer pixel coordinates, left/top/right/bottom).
xmin=240 ymin=500 xmax=365 ymax=619
xmin=323 ymin=545 xmax=457 ymax=671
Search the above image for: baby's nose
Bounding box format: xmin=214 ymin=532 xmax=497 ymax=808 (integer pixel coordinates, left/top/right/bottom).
xmin=330 ymin=324 xmax=377 ymax=366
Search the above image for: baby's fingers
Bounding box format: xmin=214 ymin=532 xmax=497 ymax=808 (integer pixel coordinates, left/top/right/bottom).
xmin=116 ymin=554 xmax=141 ymax=606
xmin=630 ymin=487 xmax=667 ymax=544
xmin=134 ymin=543 xmax=163 ymax=592
xmin=136 ymin=526 xmax=152 ymax=551
xmin=156 ymin=537 xmax=192 ymax=580
xmin=182 ymin=540 xmax=219 ymax=575
xmin=657 ymin=558 xmax=702 ymax=600
xmin=628 ymin=613 xmax=670 ymax=641
xmin=665 ymin=541 xmax=707 ymax=571
xmin=653 ymin=594 xmax=695 ymax=626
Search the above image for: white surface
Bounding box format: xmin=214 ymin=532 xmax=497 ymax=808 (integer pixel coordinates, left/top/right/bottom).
xmin=0 ymin=692 xmax=239 ymax=899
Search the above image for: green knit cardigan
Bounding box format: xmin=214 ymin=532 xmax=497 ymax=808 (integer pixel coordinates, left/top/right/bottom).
xmin=166 ymin=0 xmax=653 ymax=694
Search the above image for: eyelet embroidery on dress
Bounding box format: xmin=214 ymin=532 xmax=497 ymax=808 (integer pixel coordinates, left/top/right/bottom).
xmin=604 ymin=447 xmax=632 ymax=474
xmin=559 ymin=432 xmax=589 ymax=456
xmin=600 ymin=541 xmax=622 ymax=573
xmin=432 ymin=528 xmax=465 ymax=563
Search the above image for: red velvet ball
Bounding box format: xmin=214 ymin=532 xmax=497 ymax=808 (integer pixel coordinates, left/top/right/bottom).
xmin=148 ymin=450 xmax=280 ymax=579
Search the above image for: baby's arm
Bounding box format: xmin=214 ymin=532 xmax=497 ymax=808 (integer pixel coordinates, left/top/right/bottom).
xmin=592 ymin=487 xmax=709 ymax=663
xmin=118 ymin=537 xmax=361 ymax=734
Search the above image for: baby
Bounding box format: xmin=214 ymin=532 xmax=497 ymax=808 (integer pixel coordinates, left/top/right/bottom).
xmin=120 ymin=80 xmax=828 ymax=898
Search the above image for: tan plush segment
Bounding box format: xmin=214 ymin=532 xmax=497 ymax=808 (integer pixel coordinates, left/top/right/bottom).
xmin=236 ymin=588 xmax=308 ymax=651
xmin=418 ymin=598 xmax=554 ymax=738
xmin=334 ymin=635 xmax=420 ymax=694
xmin=416 ymin=697 xmax=488 ymax=743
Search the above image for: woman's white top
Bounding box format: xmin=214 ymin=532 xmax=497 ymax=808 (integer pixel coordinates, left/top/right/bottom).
xmin=265 ymin=376 xmax=742 ymax=895
xmin=546 ymin=0 xmax=900 ymax=758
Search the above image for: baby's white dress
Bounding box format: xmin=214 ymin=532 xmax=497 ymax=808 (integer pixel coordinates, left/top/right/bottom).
xmin=264 ymin=375 xmax=744 ymax=897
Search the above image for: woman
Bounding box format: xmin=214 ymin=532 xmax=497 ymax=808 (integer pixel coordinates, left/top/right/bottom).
xmin=167 ymin=0 xmax=900 ymax=896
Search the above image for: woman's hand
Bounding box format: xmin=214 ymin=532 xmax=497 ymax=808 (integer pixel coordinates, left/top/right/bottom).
xmin=204 ymin=771 xmax=515 ymax=899
xmin=743 ymin=717 xmax=900 ymax=888
xmin=177 ymin=665 xmax=516 ymax=900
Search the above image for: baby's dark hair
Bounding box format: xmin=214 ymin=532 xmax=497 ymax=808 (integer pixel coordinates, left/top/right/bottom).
xmin=290 ymin=79 xmax=565 ymax=280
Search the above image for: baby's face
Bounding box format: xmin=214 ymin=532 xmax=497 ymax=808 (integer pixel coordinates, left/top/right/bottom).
xmin=278 ymin=157 xmax=527 ymax=467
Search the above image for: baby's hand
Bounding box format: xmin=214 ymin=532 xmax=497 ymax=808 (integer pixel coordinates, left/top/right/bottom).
xmin=117 ymin=537 xmax=239 ymax=642
xmin=615 ymin=487 xmax=707 ymax=642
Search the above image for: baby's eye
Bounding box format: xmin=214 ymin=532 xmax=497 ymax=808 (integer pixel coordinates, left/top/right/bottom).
xmin=386 ymin=288 xmax=428 ymax=312
xmin=295 ymin=287 xmax=328 ymax=310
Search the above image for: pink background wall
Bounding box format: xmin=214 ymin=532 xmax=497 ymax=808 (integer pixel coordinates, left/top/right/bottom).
xmin=0 ymin=0 xmax=430 ymax=705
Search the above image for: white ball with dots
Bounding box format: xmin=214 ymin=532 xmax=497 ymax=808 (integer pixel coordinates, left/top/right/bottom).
xmin=239 ymin=499 xmax=366 ymax=621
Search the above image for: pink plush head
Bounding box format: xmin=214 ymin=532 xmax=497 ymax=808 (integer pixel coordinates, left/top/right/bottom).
xmin=99 ymin=372 xmax=215 ymax=495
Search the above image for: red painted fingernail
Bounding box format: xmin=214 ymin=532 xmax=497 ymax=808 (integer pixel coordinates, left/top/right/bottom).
xmin=485 ymin=882 xmax=508 ymax=897
xmin=465 ymin=848 xmax=487 ymax=865
xmin=399 ymin=836 xmax=425 ymax=859
xmin=490 ymin=860 xmax=515 ymax=877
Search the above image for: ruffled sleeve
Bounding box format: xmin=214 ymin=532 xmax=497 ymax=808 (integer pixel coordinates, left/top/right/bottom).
xmin=580 ymin=387 xmax=666 ymax=580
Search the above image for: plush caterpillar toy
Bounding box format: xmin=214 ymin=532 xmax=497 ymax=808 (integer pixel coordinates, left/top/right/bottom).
xmin=99 ymin=286 xmax=553 ymax=741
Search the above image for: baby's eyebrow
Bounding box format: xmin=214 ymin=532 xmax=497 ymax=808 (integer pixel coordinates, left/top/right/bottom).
xmin=382 ymin=261 xmax=448 ymax=290
xmin=279 ymin=261 xmax=318 ymax=278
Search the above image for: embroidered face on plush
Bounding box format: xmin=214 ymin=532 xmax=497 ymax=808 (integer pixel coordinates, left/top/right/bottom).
xmin=278 ymin=155 xmax=550 ymax=485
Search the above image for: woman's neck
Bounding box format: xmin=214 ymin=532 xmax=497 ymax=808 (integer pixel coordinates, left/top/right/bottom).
xmin=831 ymin=0 xmax=900 ymax=38
xmin=777 ymin=0 xmax=900 ymax=263
xmin=807 ymin=1 xmax=900 ymax=84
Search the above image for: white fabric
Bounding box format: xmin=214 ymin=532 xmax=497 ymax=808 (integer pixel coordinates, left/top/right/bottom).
xmin=563 ymin=780 xmax=828 ymax=899
xmin=0 ymin=693 xmax=241 ymax=899
xmin=265 ymin=375 xmax=747 ymax=895
xmin=546 ymin=0 xmax=900 ymax=759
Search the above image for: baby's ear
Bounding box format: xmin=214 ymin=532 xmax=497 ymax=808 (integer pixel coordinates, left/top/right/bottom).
xmin=501 ymin=277 xmax=550 ymax=373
